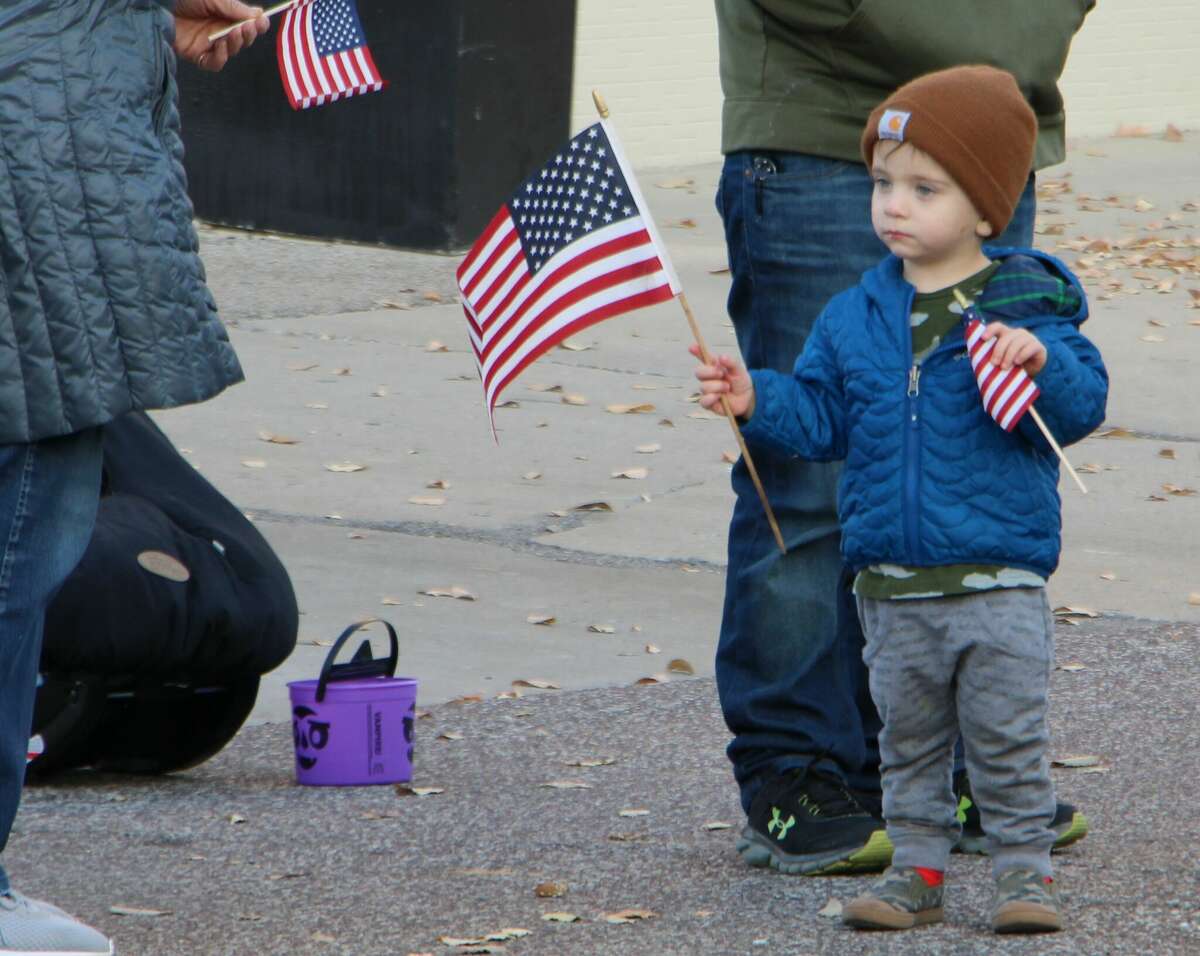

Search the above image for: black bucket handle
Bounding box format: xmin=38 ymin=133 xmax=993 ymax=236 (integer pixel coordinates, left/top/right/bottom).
xmin=315 ymin=618 xmax=399 ymax=703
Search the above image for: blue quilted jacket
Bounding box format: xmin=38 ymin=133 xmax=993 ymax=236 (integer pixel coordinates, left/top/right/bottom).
xmin=741 ymin=248 xmax=1108 ymax=577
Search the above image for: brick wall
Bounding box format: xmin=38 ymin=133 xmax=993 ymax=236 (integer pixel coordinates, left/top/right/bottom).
xmin=569 ymin=0 xmax=1200 ymax=169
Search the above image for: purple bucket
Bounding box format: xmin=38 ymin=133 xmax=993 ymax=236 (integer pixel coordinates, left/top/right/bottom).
xmin=287 ymin=619 xmax=417 ymax=786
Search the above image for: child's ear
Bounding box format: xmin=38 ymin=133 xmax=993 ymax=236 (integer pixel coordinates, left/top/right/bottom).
xmin=976 ymin=219 xmax=994 ymax=238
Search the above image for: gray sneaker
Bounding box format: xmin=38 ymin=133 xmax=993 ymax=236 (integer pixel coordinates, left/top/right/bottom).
xmin=842 ymin=865 xmax=945 ymax=930
xmin=0 ymin=892 xmax=113 ymax=955
xmin=992 ymin=867 xmax=1063 ymax=934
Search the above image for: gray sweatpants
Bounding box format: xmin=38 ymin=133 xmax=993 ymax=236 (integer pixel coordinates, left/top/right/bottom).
xmin=857 ymin=588 xmax=1057 ymax=878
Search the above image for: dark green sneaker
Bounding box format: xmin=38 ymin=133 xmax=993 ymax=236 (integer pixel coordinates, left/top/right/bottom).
xmin=736 ymin=766 xmax=893 ymax=876
xmin=952 ymin=771 xmax=1089 ymax=855
xmin=992 ymin=868 xmax=1063 ymax=933
xmin=842 ymin=866 xmax=945 ymax=930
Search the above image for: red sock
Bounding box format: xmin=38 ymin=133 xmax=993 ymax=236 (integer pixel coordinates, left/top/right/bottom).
xmin=914 ymin=866 xmax=944 ymax=887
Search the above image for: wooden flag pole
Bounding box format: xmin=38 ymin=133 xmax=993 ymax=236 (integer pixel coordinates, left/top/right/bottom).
xmin=591 ymin=90 xmax=787 ymax=553
xmin=207 ymin=0 xmax=297 ymax=43
xmin=952 ymin=290 xmax=1088 ymax=494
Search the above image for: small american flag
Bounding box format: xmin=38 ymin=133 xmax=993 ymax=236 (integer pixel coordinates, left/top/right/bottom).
xmin=276 ymin=0 xmax=385 ymax=111
xmin=458 ymin=121 xmax=680 ymax=435
xmin=962 ymin=298 xmax=1040 ymax=431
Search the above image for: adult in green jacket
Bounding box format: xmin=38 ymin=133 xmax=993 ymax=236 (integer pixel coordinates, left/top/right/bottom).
xmin=0 ymin=2 xmax=267 ymax=952
xmin=712 ymin=0 xmax=1094 ymax=877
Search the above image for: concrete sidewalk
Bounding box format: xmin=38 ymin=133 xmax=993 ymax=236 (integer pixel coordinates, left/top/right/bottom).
xmin=8 ymin=133 xmax=1200 ymax=954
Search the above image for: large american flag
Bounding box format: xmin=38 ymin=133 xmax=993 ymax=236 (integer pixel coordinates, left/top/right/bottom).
xmin=458 ymin=121 xmax=680 ymax=435
xmin=962 ymin=299 xmax=1041 ymax=432
xmin=276 ymin=0 xmax=385 ymax=111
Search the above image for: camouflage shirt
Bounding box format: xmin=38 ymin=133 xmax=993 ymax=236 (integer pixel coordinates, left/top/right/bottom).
xmin=853 ymin=262 xmax=1046 ymax=601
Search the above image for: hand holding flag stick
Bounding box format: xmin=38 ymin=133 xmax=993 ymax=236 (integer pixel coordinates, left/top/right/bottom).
xmin=953 ymin=289 xmax=1087 ymax=494
xmin=208 ymin=0 xmax=297 ymax=42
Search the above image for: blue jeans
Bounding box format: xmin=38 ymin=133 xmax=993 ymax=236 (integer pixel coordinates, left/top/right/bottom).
xmin=0 ymin=429 xmax=103 ymax=894
xmin=716 ymin=151 xmax=1035 ymax=811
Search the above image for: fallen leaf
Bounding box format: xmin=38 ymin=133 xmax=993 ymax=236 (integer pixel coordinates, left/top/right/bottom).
xmin=721 ymin=450 xmax=738 ymax=464
xmin=667 ymin=658 xmax=695 ymax=675
xmin=425 ymin=341 xmax=448 ymax=353
xmin=419 ymin=586 xmax=475 ymax=600
xmin=304 ymin=402 xmax=329 ymax=409
xmin=333 ymin=367 xmax=351 ymax=376
xmin=588 ymin=624 xmax=616 ymax=634
xmin=286 ymin=361 xmax=319 ymax=372
xmin=228 ymin=813 xmax=247 ymax=824
xmin=110 ymin=905 xmax=172 ymax=918
xmin=605 ymin=909 xmax=657 ymax=924
xmin=702 ymin=821 xmax=732 ymax=831
xmin=426 ymin=479 xmax=450 ymax=489
xmin=566 ymin=757 xmax=616 ymax=767
xmin=1163 ymin=483 xmax=1197 ymax=496
xmin=644 ymin=644 xmax=661 ymax=655
xmin=670 ymin=218 xmax=697 ymax=229
xmin=818 ymin=899 xmax=844 ymax=918
xmin=437 ymin=731 xmax=464 ymax=741
xmin=422 ymin=291 xmax=443 ymax=303
xmin=408 ymin=495 xmax=445 ymax=506
xmin=395 ymin=785 xmax=445 ymax=797
xmin=572 ymin=501 xmax=613 ymax=512
xmin=636 ymin=443 xmax=661 ymax=454
xmin=658 ymin=417 xmax=675 ymax=427
xmin=634 ymin=675 xmax=667 ymax=686
xmin=618 ymin=808 xmax=650 ymax=817
xmin=605 ymin=403 xmax=656 ymax=415
xmin=688 ymin=409 xmax=724 ymax=421
xmin=325 ymin=461 xmax=368 ymax=473
xmin=612 ymin=467 xmax=648 ymax=480
xmin=312 ymin=932 xmax=337 ymax=943
xmin=1053 ymin=605 xmax=1098 ymax=619
xmin=1134 ymin=198 xmax=1155 ymax=213
xmin=512 ymin=678 xmax=560 ymax=690
xmin=527 ymin=614 xmax=556 ymax=626
xmin=561 ymin=394 xmax=588 ymax=406
xmin=1052 ymin=755 xmax=1103 ymax=768
xmin=540 ymin=780 xmax=591 ymax=790
xmin=1159 ymin=448 xmax=1177 ymax=459
xmin=381 ymin=597 xmax=404 ymax=606
xmin=241 ymin=459 xmax=268 ymax=469
xmin=1114 ymin=124 xmax=1150 ymax=138
xmin=1164 ymin=123 xmax=1184 ymax=142
xmin=1140 ymin=334 xmax=1165 ymax=343
xmin=1096 ymin=427 xmax=1136 ymax=440
xmin=541 ymin=912 xmax=579 ymax=923
xmin=485 ymin=929 xmax=530 ymax=941
xmin=527 ymin=382 xmax=563 ymax=392
xmin=372 ymin=386 xmax=389 ymax=398
xmin=535 ymin=882 xmax=568 ymax=898
xmin=1056 ymin=662 xmax=1087 ymax=672
xmin=655 ymin=177 xmax=695 ymax=189
xmin=258 ymin=430 xmax=300 ymax=445
xmin=558 ymin=338 xmax=591 ymax=352
xmin=495 ymin=400 xmax=520 ymax=409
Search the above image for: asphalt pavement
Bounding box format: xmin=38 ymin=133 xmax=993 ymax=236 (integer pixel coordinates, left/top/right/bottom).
xmin=7 ymin=132 xmax=1200 ymax=954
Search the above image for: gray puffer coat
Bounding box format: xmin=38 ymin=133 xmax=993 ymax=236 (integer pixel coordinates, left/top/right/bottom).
xmin=0 ymin=0 xmax=243 ymax=444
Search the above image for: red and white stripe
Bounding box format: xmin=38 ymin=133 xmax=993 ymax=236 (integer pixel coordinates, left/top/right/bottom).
xmin=458 ymin=211 xmax=676 ymax=432
xmin=965 ymin=318 xmax=1040 ymax=431
xmin=276 ymin=0 xmax=384 ymax=111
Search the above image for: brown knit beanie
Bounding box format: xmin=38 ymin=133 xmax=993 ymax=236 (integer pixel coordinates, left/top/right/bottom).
xmin=861 ymin=65 xmax=1036 ymax=235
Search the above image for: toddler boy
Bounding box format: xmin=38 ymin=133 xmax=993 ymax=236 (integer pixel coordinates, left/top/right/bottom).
xmin=692 ymin=65 xmax=1108 ymax=933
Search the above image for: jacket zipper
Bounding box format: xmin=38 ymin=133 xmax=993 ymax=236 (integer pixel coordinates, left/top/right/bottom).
xmin=904 ymin=361 xmax=921 ymax=561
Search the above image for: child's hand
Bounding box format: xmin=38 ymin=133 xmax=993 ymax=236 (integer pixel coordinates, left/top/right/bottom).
xmin=981 ymin=323 xmax=1047 ymax=376
xmin=690 ymin=344 xmax=755 ymax=418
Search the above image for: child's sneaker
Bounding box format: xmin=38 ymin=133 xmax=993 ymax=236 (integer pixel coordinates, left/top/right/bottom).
xmin=842 ymin=866 xmax=944 ymax=930
xmin=992 ymin=868 xmax=1063 ymax=933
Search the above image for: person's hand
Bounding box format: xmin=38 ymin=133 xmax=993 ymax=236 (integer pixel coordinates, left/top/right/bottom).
xmin=691 ymin=344 xmax=755 ymax=419
xmin=980 ymin=323 xmax=1047 ymax=377
xmin=174 ymin=0 xmax=270 ymax=72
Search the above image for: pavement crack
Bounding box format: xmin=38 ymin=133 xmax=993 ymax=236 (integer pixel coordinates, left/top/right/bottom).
xmin=245 ymin=508 xmax=723 ymax=573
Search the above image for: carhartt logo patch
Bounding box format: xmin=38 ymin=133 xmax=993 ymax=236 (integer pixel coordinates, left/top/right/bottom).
xmin=878 ymin=109 xmax=911 ymax=142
